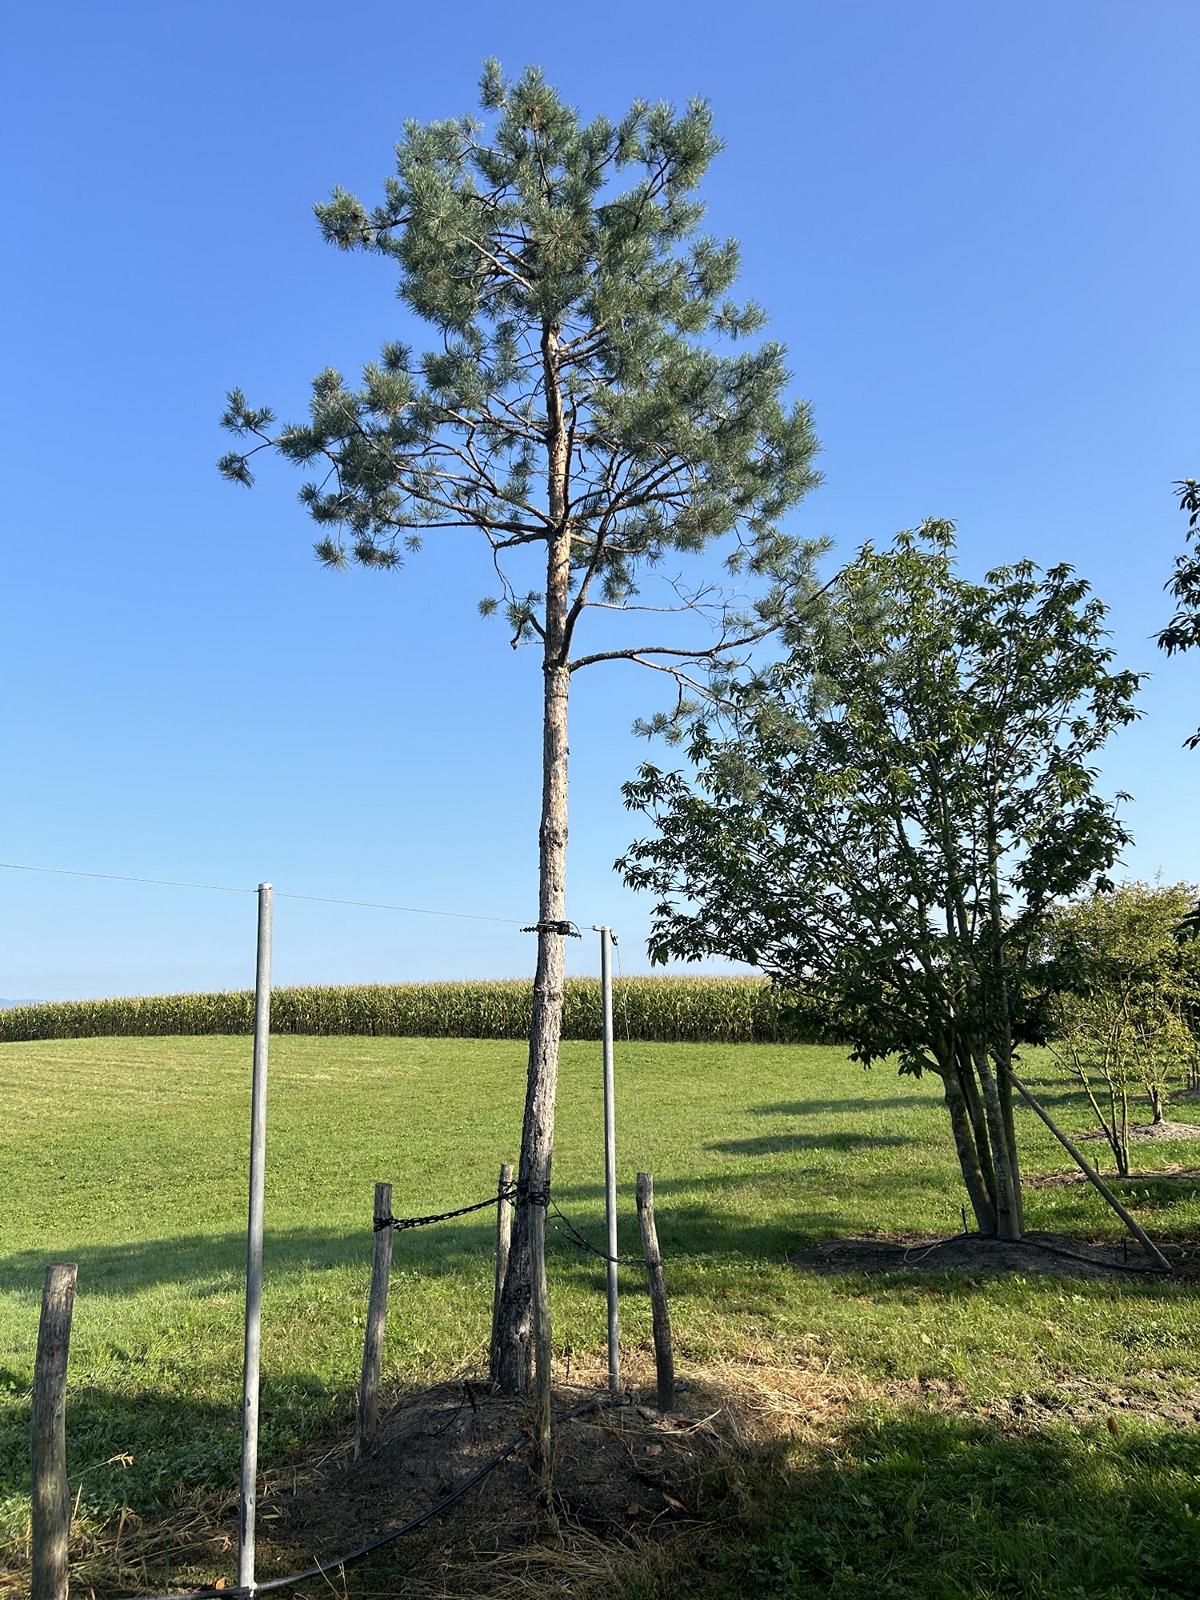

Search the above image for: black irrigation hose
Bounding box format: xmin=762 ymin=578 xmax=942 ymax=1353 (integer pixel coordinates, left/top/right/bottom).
xmin=1016 ymin=1235 xmax=1173 ymax=1276
xmin=900 ymin=1231 xmax=1173 ymax=1275
xmin=125 ymin=1393 xmax=629 ymax=1600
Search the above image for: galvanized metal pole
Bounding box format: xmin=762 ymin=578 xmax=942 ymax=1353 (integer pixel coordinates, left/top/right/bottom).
xmin=238 ymin=882 xmax=272 ymax=1592
xmin=594 ymin=925 xmax=620 ymax=1393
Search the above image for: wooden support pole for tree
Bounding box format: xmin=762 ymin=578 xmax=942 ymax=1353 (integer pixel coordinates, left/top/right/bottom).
xmin=490 ymin=1162 xmax=514 ymax=1387
xmin=636 ymin=1173 xmax=675 ymax=1411
xmin=31 ymin=1262 xmax=77 ymax=1600
xmin=355 ymin=1181 xmax=393 ymax=1460
xmin=1009 ymin=1072 xmax=1172 ymax=1272
xmin=530 ymin=1192 xmax=553 ymax=1488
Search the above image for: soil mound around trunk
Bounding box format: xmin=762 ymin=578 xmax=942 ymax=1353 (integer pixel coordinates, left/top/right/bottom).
xmin=788 ymin=1230 xmax=1183 ymax=1279
xmin=255 ymin=1372 xmax=745 ymax=1594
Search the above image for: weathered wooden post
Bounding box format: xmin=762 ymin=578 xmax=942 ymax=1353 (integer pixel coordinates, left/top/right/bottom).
xmin=355 ymin=1181 xmax=394 ymax=1460
xmin=489 ymin=1162 xmax=514 ymax=1387
xmin=31 ymin=1262 xmax=77 ymax=1600
xmin=636 ymin=1173 xmax=675 ymax=1412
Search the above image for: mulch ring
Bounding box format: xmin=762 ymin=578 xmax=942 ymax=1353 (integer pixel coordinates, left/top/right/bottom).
xmin=1027 ymin=1163 xmax=1200 ymax=1189
xmin=1075 ymin=1120 xmax=1200 ymax=1143
xmin=787 ymin=1229 xmax=1197 ymax=1280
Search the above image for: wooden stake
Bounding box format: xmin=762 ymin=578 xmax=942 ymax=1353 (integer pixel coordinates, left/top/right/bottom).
xmin=32 ymin=1262 xmax=77 ymax=1600
xmin=355 ymin=1181 xmax=393 ymax=1460
xmin=636 ymin=1173 xmax=675 ymax=1411
xmin=490 ymin=1162 xmax=514 ymax=1387
xmin=1009 ymin=1072 xmax=1172 ymax=1271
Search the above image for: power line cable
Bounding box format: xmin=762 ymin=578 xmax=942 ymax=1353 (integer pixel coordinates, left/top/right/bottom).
xmin=0 ymin=862 xmax=524 ymax=926
xmin=0 ymin=862 xmax=252 ymax=896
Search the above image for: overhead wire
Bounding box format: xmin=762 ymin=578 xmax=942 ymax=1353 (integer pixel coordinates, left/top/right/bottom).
xmin=0 ymin=861 xmax=525 ymax=926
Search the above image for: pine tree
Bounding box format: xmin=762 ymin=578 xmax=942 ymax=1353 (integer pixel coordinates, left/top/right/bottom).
xmin=220 ymin=61 xmax=822 ymax=1394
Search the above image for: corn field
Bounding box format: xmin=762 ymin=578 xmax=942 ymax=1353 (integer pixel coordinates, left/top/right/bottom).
xmin=0 ymin=977 xmax=827 ymax=1045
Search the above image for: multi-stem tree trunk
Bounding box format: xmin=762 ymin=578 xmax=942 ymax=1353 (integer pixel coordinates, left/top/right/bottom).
xmin=494 ymin=323 xmax=572 ymax=1396
xmin=938 ymin=1040 xmax=1025 ymax=1240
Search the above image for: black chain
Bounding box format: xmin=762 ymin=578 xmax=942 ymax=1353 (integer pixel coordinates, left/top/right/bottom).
xmin=372 ymin=1182 xmax=634 ymax=1265
xmin=375 ymin=1181 xmax=556 ymax=1232
xmin=548 ymin=1198 xmax=643 ymax=1265
xmin=376 ymin=1187 xmax=517 ymax=1232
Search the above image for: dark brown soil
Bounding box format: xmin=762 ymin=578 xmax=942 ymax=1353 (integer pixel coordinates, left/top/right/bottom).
xmin=1027 ymin=1164 xmax=1200 ymax=1189
xmin=1076 ymin=1120 xmax=1200 ymax=1143
xmin=787 ymin=1230 xmax=1187 ymax=1279
xmin=978 ymin=1376 xmax=1200 ymax=1431
xmin=253 ymin=1374 xmax=741 ymax=1596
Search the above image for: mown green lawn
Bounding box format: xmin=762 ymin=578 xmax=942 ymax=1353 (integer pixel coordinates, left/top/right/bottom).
xmin=2 ymin=1036 xmax=1198 ymax=1594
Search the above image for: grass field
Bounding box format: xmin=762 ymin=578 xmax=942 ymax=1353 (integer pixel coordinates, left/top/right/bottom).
xmin=2 ymin=1035 xmax=1199 ymax=1596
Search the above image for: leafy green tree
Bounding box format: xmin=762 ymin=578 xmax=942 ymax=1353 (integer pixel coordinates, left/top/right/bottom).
xmin=1049 ymin=882 xmax=1200 ymax=1172
xmin=620 ymin=522 xmax=1141 ymax=1239
xmin=219 ymin=62 xmax=822 ymax=1392
xmin=1158 ymin=477 xmax=1200 ymax=748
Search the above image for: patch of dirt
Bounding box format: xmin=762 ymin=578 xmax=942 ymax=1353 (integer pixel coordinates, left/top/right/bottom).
xmin=1076 ymin=1120 xmax=1200 ymax=1143
xmin=250 ymin=1357 xmax=812 ymax=1596
xmin=1026 ymin=1164 xmax=1200 ymax=1189
xmin=272 ymin=1385 xmax=709 ymax=1553
xmin=787 ymin=1230 xmax=1188 ymax=1279
xmin=976 ymin=1377 xmax=1200 ymax=1432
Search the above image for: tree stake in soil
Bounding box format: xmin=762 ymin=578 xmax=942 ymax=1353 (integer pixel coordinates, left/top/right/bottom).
xmin=637 ymin=1172 xmax=675 ymax=1411
xmin=357 ymin=1180 xmax=395 ymax=1458
xmin=32 ymin=1262 xmax=77 ymax=1600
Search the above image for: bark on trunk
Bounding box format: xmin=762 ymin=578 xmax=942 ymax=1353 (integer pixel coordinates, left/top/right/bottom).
xmin=493 ymin=656 xmax=569 ymax=1393
xmin=995 ymin=1053 xmax=1024 ymax=1236
xmin=942 ymin=1068 xmax=997 ymax=1234
xmin=957 ymin=1047 xmax=996 ymax=1210
xmin=493 ymin=320 xmax=572 ymax=1397
xmin=974 ymin=1046 xmax=1022 ymax=1240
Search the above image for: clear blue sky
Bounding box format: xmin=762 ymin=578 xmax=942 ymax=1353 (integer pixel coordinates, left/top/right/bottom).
xmin=2 ymin=0 xmax=1197 ymax=999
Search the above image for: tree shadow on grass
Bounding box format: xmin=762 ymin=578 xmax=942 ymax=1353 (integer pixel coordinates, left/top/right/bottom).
xmin=751 ymin=1095 xmax=942 ymax=1117
xmin=721 ymin=1407 xmax=1200 ymax=1600
xmin=0 ymin=1155 xmax=972 ymax=1306
xmin=706 ymin=1131 xmax=917 ymax=1157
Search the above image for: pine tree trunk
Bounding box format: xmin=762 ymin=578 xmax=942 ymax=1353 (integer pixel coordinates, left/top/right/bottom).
xmin=493 ymin=321 xmax=572 ymax=1397
xmin=493 ymin=654 xmax=569 ymax=1394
